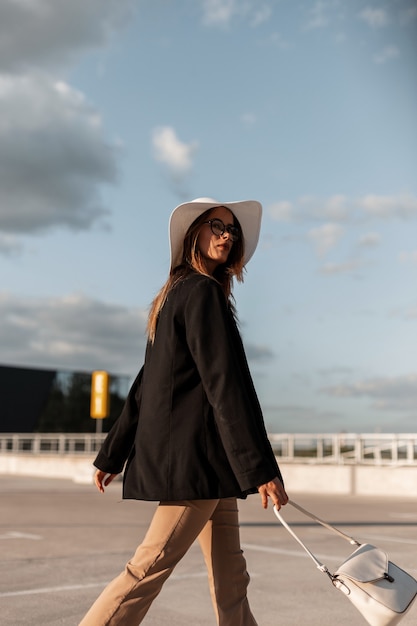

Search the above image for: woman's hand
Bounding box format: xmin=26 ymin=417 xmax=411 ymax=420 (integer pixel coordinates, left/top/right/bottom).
xmin=94 ymin=470 xmax=118 ymax=493
xmin=258 ymin=477 xmax=288 ymax=510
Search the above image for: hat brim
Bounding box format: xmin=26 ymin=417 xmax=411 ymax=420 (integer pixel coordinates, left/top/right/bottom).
xmin=169 ymin=197 xmax=262 ymax=270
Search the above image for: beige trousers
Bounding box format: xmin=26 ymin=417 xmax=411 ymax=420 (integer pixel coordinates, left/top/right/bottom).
xmin=79 ymin=498 xmax=258 ymax=626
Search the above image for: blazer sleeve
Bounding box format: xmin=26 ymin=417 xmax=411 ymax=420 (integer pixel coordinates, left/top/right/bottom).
xmin=93 ymin=366 xmax=144 ymax=474
xmin=184 ymin=278 xmax=282 ymax=491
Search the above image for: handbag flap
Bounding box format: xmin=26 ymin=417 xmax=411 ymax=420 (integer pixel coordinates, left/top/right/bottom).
xmin=335 ymin=544 xmax=389 ymax=583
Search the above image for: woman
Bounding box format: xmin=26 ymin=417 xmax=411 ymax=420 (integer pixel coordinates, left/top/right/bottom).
xmin=79 ymin=197 xmax=288 ymax=626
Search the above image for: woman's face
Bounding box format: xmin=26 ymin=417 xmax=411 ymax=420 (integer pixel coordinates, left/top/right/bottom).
xmin=197 ymin=206 xmax=236 ymax=275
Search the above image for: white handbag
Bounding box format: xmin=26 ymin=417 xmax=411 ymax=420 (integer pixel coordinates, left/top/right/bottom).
xmin=274 ymin=500 xmax=417 ymax=626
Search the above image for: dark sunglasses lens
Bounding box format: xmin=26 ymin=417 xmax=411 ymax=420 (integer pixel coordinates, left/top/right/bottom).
xmin=210 ymin=219 xmax=224 ymax=236
xmin=228 ymin=227 xmax=239 ymax=241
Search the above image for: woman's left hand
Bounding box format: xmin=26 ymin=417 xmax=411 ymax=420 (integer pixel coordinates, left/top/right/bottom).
xmin=258 ymin=477 xmax=288 ymax=510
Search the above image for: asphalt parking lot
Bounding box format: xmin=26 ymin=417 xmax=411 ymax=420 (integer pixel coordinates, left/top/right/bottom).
xmin=1 ymin=475 xmax=416 ymax=625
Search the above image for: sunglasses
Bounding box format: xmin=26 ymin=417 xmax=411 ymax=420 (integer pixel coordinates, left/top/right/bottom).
xmin=203 ymin=219 xmax=240 ymax=242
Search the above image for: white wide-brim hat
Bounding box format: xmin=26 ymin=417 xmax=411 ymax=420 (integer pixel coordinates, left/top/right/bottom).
xmin=169 ymin=197 xmax=262 ymax=270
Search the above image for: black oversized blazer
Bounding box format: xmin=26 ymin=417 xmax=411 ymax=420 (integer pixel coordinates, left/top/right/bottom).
xmin=94 ymin=272 xmax=283 ymax=501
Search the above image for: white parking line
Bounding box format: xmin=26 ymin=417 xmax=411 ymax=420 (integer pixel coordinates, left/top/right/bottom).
xmin=365 ymin=533 xmax=417 ymax=545
xmin=242 ymin=543 xmax=417 ymax=576
xmin=0 ymin=531 xmax=42 ymax=540
xmin=388 ymin=513 xmax=417 ymax=520
xmin=0 ymin=582 xmax=108 ymax=598
xmin=2 ymin=543 xmax=415 ymax=599
xmin=0 ymin=571 xmax=208 ymax=598
xmin=243 ymin=543 xmax=343 ymax=563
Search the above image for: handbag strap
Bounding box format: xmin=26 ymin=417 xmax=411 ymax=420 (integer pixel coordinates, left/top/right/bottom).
xmin=287 ymin=500 xmax=360 ymax=545
xmin=273 ymin=500 xmax=360 ymax=580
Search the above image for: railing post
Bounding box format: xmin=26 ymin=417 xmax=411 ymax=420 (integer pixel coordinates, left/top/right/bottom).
xmin=287 ymin=435 xmax=294 ymax=461
xmin=355 ymin=435 xmax=362 ymax=463
xmin=317 ymin=438 xmax=323 ymax=461
xmin=333 ymin=435 xmax=340 ymax=464
xmin=407 ymin=439 xmax=414 ymax=464
xmin=33 ymin=435 xmax=40 ymax=454
xmin=392 ymin=436 xmax=398 ymax=464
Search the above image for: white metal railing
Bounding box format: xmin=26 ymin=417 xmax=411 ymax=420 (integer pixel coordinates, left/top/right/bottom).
xmin=0 ymin=433 xmax=106 ymax=455
xmin=268 ymin=433 xmax=417 ymax=466
xmin=0 ymin=433 xmax=416 ymax=466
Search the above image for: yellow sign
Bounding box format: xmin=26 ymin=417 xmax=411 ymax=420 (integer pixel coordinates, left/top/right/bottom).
xmin=90 ymin=370 xmax=110 ymax=418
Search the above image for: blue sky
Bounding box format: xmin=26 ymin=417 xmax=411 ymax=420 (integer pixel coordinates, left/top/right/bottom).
xmin=0 ymin=0 xmax=416 ymax=433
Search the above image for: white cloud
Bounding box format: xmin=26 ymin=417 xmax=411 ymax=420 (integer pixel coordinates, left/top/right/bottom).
xmin=400 ymin=6 xmax=417 ymax=25
xmin=308 ymin=222 xmax=344 ymax=257
xmin=152 ymin=126 xmax=198 ymax=176
xmin=202 ymin=0 xmax=238 ymax=25
xmin=268 ymin=194 xmax=351 ymax=222
xmin=405 ymin=306 xmax=417 ymax=319
xmin=389 ymin=302 xmax=417 ymax=320
xmin=321 ymin=374 xmax=417 ymax=412
xmin=269 ymin=192 xmax=417 ymax=223
xmin=0 ymin=74 xmax=119 ymax=236
xmin=268 ymin=191 xmax=417 ymax=273
xmin=358 ymin=7 xmax=389 ymax=29
xmin=0 ymin=74 xmax=99 ymax=133
xmin=319 ymin=259 xmax=363 ymax=274
xmin=303 ymin=195 xmax=350 ymax=221
xmin=358 ymin=232 xmax=381 ymax=247
xmin=358 ymin=193 xmax=417 ymax=219
xmin=201 ymin=0 xmax=272 ymax=27
xmin=304 ymin=2 xmax=328 ymax=29
xmin=0 ymin=0 xmax=136 ymax=72
xmin=373 ymin=45 xmax=400 ymax=64
xmin=250 ymin=5 xmax=272 ymax=27
xmin=0 ymin=292 xmax=148 ymax=374
xmin=269 ymin=195 xmax=350 ymax=222
xmin=399 ymin=250 xmax=417 ymax=263
xmin=304 ymin=1 xmax=340 ymax=30
xmin=268 ymin=201 xmax=295 ymax=222
xmin=0 ymin=234 xmax=22 ymax=256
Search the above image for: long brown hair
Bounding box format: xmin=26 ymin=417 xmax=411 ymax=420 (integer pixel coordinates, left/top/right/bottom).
xmin=147 ymin=207 xmax=245 ymax=343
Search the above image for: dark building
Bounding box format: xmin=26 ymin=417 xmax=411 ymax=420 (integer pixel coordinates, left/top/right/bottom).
xmin=0 ymin=364 xmax=129 ymax=433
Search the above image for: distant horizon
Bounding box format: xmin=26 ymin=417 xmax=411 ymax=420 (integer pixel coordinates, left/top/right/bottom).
xmin=1 ymin=360 xmax=415 ymax=435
